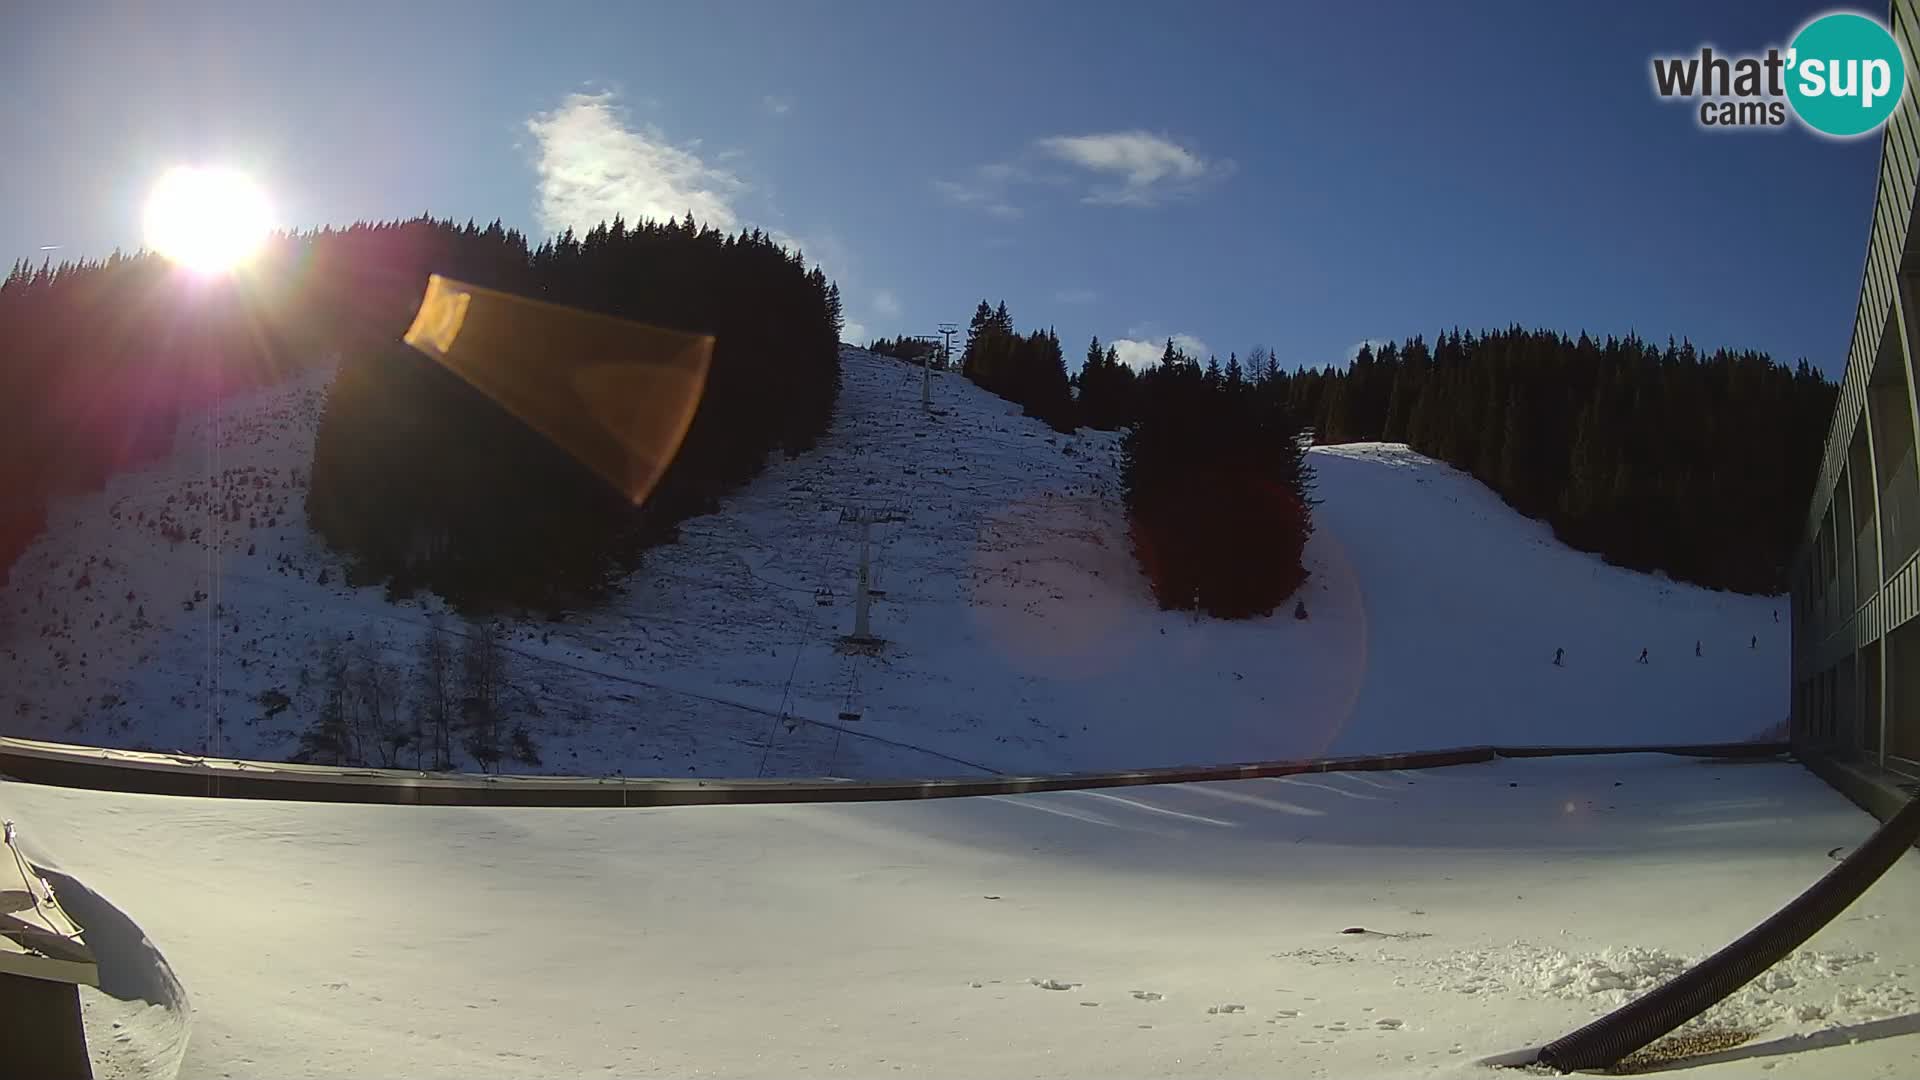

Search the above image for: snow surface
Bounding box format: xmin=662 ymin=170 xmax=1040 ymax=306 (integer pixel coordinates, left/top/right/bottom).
xmin=0 ymin=348 xmax=1787 ymax=778
xmin=5 ymin=754 xmax=1917 ymax=1078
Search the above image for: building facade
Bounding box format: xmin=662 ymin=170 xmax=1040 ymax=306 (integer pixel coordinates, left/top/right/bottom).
xmin=1791 ymin=0 xmax=1920 ymax=782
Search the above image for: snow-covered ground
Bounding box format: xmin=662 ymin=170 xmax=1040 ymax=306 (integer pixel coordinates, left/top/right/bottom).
xmin=0 ymin=348 xmax=1786 ymax=778
xmin=5 ymin=753 xmax=1916 ymax=1078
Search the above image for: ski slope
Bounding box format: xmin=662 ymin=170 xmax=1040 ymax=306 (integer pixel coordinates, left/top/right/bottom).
xmin=4 ymin=753 xmax=1916 ymax=1079
xmin=0 ymin=348 xmax=1786 ymax=777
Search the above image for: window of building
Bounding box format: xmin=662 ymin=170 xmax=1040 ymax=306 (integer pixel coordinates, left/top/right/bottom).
xmin=1849 ymin=430 xmax=1879 ymax=606
xmin=1888 ymin=618 xmax=1920 ymax=769
xmin=1838 ymin=651 xmax=1858 ymax=753
xmin=1864 ymin=641 xmax=1884 ymax=758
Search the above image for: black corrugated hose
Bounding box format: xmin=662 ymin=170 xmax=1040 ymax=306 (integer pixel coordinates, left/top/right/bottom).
xmin=1535 ymin=794 xmax=1920 ymax=1073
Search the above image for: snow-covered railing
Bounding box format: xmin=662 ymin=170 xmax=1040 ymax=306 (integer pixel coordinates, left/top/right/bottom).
xmin=0 ymin=735 xmax=1788 ymax=808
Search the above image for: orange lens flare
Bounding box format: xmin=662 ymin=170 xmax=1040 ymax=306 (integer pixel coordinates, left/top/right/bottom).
xmin=403 ymin=275 xmax=713 ymax=506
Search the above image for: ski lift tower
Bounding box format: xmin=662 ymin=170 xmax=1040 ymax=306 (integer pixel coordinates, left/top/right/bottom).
xmin=913 ymin=334 xmax=939 ymax=408
xmin=838 ymin=501 xmax=907 ymax=649
xmin=934 ymin=322 xmax=959 ymax=406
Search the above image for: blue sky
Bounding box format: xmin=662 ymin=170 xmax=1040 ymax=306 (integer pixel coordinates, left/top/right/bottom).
xmin=0 ymin=0 xmax=1887 ymax=374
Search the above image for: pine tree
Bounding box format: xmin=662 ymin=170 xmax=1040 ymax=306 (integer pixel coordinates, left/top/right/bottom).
xmin=1497 ymin=383 xmax=1533 ymax=511
xmin=1078 ymin=336 xmax=1128 ymax=430
xmin=962 ymin=299 xmax=993 ymax=378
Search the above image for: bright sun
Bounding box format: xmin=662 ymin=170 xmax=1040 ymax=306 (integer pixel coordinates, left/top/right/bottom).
xmin=143 ymin=166 xmax=274 ymax=274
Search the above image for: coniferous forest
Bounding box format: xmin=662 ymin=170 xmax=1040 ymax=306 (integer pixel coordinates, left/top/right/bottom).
xmin=304 ymin=215 xmax=843 ymax=611
xmin=0 ymin=216 xmax=844 ymax=612
xmin=958 ymin=309 xmax=1313 ymax=618
xmin=959 ymin=300 xmax=1076 ymax=433
xmin=1268 ymin=329 xmax=1835 ymax=595
xmin=865 ymin=335 xmax=944 ymax=365
xmin=1120 ymin=342 xmax=1314 ymax=617
xmin=1078 ymin=324 xmax=1831 ymax=610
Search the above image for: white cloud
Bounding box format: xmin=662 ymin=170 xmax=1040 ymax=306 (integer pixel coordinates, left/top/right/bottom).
xmin=1034 ymin=131 xmax=1231 ymax=206
xmin=1054 ymin=288 xmax=1098 ymax=305
xmin=763 ymin=94 xmax=792 ymax=116
xmin=1109 ymin=333 xmax=1211 ymax=370
xmin=1349 ymin=338 xmax=1390 ymax=362
xmin=525 ymin=93 xmax=883 ymax=342
xmin=843 ymin=319 xmax=869 ymax=344
xmin=941 ymin=132 xmax=1228 ymax=217
xmin=873 ymin=290 xmax=901 ymax=319
xmin=526 ymin=92 xmax=744 ymax=235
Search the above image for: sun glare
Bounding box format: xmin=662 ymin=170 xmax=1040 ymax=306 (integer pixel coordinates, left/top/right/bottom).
xmin=143 ymin=166 xmax=274 ymax=274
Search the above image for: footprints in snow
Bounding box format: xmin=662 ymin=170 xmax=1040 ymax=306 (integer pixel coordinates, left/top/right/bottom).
xmin=1023 ymin=977 xmax=1169 ymax=1010
xmin=1000 ymin=977 xmax=1407 ymax=1040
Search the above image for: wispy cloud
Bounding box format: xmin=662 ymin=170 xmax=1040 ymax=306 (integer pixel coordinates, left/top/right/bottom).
xmin=762 ymin=94 xmax=792 ymax=117
xmin=526 ymin=92 xmax=744 ymax=235
xmin=873 ymin=289 xmax=902 ymax=320
xmin=1035 ymin=131 xmax=1231 ymax=207
xmin=941 ymin=131 xmax=1229 ymax=217
xmin=1109 ymin=333 xmax=1212 ymax=370
xmin=1054 ymin=288 xmax=1098 ymax=305
xmin=932 ymin=174 xmax=1022 ymax=219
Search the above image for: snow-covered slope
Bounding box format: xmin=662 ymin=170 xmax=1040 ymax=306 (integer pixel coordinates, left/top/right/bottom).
xmin=5 ymin=754 xmax=1916 ymax=1079
xmin=0 ymin=348 xmax=1786 ymax=777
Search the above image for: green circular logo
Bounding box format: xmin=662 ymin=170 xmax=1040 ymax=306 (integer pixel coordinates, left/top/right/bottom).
xmin=1786 ymin=13 xmax=1907 ymax=137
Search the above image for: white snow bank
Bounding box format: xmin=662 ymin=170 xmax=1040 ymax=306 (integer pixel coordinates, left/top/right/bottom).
xmin=1 ymin=754 xmax=1914 ymax=1078
xmin=14 ymin=860 xmax=194 ymax=1080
